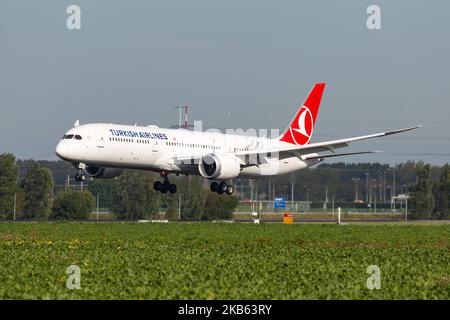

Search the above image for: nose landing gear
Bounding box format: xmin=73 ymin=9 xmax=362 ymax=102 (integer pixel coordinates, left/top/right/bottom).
xmin=75 ymin=171 xmax=86 ymax=182
xmin=74 ymin=163 xmax=86 ymax=182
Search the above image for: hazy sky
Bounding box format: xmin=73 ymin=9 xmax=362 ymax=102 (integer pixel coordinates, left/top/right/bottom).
xmin=0 ymin=0 xmax=449 ymax=164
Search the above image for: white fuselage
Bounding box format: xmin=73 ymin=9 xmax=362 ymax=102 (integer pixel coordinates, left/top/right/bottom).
xmin=55 ymin=123 xmax=315 ymax=178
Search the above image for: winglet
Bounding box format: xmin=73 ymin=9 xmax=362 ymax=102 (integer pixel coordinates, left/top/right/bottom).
xmin=385 ymin=125 xmax=422 ymax=136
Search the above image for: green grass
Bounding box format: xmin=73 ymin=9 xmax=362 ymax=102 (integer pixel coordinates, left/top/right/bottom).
xmin=0 ymin=222 xmax=449 ymax=299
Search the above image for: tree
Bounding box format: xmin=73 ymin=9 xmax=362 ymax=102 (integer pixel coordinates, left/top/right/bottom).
xmin=17 ymin=159 xmax=72 ymax=186
xmin=433 ymin=164 xmax=450 ymax=220
xmin=177 ymin=177 xmax=207 ymax=220
xmin=22 ymin=161 xmax=54 ymax=219
xmin=51 ymin=191 xmax=95 ymax=220
xmin=410 ymin=164 xmax=435 ymax=219
xmin=88 ymin=178 xmax=118 ymax=211
xmin=114 ymin=171 xmax=160 ymax=220
xmin=202 ymin=193 xmax=239 ymax=220
xmin=0 ymin=154 xmax=19 ymax=218
xmin=162 ymin=193 xmax=179 ymax=220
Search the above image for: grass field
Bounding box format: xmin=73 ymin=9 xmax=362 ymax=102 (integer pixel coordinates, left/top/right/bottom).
xmin=0 ymin=222 xmax=449 ymax=299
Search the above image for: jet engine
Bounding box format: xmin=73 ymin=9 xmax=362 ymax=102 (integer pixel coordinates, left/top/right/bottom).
xmin=198 ymin=153 xmax=241 ymax=180
xmin=84 ymin=166 xmax=123 ymax=179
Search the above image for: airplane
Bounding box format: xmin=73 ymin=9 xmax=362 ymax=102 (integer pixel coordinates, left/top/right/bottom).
xmin=55 ymin=83 xmax=420 ymax=195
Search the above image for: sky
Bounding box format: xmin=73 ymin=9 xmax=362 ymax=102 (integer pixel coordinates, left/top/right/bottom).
xmin=0 ymin=0 xmax=449 ymax=165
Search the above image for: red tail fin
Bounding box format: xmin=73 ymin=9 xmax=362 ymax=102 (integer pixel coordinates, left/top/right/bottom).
xmin=279 ymin=83 xmax=326 ymax=145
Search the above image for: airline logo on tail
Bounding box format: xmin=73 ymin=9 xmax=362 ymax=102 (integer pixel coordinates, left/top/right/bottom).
xmin=279 ymin=83 xmax=326 ymax=145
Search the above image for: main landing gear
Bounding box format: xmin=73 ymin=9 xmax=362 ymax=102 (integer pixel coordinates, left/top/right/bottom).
xmin=154 ymin=171 xmax=177 ymax=194
xmin=210 ymin=181 xmax=234 ymax=195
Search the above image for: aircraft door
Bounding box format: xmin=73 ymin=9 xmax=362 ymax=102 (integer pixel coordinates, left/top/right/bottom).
xmin=152 ymin=140 xmax=159 ymax=153
xmin=95 ymin=132 xmax=105 ymax=152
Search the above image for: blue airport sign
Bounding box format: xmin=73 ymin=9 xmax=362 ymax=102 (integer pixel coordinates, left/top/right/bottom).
xmin=274 ymin=197 xmax=286 ymax=209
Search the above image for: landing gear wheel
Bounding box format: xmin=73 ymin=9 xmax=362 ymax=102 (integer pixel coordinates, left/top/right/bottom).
xmin=75 ymin=173 xmax=86 ymax=182
xmin=225 ymin=185 xmax=234 ymax=195
xmin=217 ymin=182 xmax=226 ymax=195
xmin=161 ymin=181 xmax=169 ymax=194
xmin=156 ymin=171 xmax=177 ymax=194
xmin=169 ymin=184 xmax=177 ymax=194
xmin=210 ymin=182 xmax=218 ymax=192
xmin=154 ymin=181 xmax=162 ymax=191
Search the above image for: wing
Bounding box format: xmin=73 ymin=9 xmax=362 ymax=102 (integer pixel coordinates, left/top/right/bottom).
xmin=235 ymin=125 xmax=422 ymax=159
xmin=170 ymin=125 xmax=421 ymax=166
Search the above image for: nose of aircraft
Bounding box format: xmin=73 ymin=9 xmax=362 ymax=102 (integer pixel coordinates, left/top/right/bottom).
xmin=55 ymin=141 xmax=70 ymax=160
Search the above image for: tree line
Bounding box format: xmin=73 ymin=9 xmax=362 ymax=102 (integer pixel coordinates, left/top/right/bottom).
xmin=0 ymin=154 xmax=238 ymax=220
xmin=1 ymin=153 xmax=449 ymax=220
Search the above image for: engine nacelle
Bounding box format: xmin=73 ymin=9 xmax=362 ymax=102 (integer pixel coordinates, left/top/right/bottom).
xmin=198 ymin=153 xmax=241 ymax=180
xmin=84 ymin=166 xmax=123 ymax=179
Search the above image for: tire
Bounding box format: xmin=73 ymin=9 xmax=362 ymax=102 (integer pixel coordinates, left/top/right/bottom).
xmin=154 ymin=181 xmax=162 ymax=191
xmin=218 ymin=182 xmax=227 ymax=192
xmin=225 ymin=185 xmax=234 ymax=195
xmin=161 ymin=182 xmax=169 ymax=194
xmin=75 ymin=173 xmax=85 ymax=182
xmin=210 ymin=182 xmax=218 ymax=192
xmin=169 ymin=184 xmax=177 ymax=194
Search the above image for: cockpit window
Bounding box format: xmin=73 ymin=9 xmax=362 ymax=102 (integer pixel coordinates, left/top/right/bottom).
xmin=74 ymin=135 xmax=82 ymax=140
xmin=64 ymin=134 xmax=74 ymax=139
xmin=62 ymin=135 xmax=66 ymax=139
